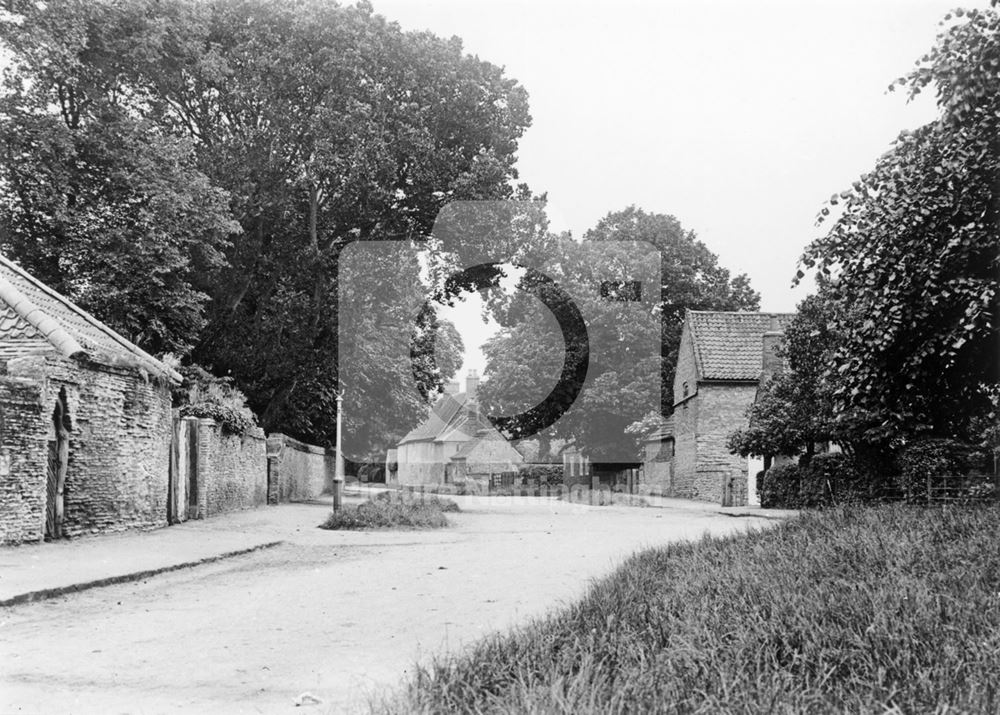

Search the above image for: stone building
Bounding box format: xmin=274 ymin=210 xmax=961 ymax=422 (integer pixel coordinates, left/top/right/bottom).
xmin=645 ymin=310 xmax=794 ymax=505
xmin=0 ymin=255 xmax=182 ymax=544
xmin=395 ymin=370 xmax=522 ymax=485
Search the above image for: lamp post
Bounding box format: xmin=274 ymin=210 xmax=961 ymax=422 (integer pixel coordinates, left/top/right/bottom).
xmin=333 ymin=390 xmax=345 ymax=512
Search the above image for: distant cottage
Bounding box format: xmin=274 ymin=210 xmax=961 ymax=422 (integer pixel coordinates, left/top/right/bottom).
xmin=394 ymin=370 xmax=523 ymax=486
xmin=0 ymin=255 xmax=182 ymax=544
xmin=643 ymin=310 xmax=794 ymax=505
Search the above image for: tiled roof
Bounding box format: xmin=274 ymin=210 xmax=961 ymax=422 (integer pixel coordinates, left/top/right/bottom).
xmin=688 ymin=310 xmax=795 ymax=381
xmin=399 ymin=392 xmax=469 ymax=444
xmin=0 ymin=255 xmax=181 ymax=382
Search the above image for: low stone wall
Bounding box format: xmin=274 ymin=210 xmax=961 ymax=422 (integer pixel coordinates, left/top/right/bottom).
xmin=188 ymin=419 xmax=267 ymax=518
xmin=266 ymin=433 xmax=335 ymax=503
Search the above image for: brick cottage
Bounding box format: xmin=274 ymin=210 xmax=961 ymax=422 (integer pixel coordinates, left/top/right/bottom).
xmin=643 ymin=310 xmax=794 ymax=505
xmin=0 ymin=255 xmax=182 ymax=545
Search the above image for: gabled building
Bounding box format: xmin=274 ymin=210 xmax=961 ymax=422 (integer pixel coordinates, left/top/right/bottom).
xmin=646 ymin=310 xmax=794 ymax=505
xmin=0 ymin=255 xmax=182 ymax=544
xmin=395 ymin=370 xmax=521 ymax=485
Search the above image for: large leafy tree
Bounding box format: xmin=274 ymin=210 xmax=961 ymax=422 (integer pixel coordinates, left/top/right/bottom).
xmin=0 ymin=1 xmax=237 ymax=354
xmin=799 ymin=3 xmax=1000 ymax=445
xmin=480 ymin=207 xmax=759 ymax=462
xmin=0 ymin=0 xmax=531 ymax=446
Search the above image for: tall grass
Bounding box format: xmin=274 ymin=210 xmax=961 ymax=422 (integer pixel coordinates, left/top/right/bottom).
xmin=379 ymin=506 xmax=1000 ymax=713
xmin=319 ymin=491 xmax=459 ymax=530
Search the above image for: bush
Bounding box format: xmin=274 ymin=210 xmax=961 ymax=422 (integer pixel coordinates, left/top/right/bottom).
xmin=760 ymin=464 xmax=802 ymax=508
xmin=319 ymin=491 xmax=459 ymax=530
xmin=519 ymin=464 xmax=563 ymax=486
xmin=802 ymin=452 xmax=870 ymax=507
xmin=894 ymin=438 xmax=989 ymax=501
xmin=897 ymin=437 xmax=987 ymax=481
xmin=175 ymin=364 xmax=258 ymax=435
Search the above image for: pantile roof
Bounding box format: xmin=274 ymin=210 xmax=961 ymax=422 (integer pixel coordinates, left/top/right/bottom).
xmin=687 ymin=310 xmax=795 ymax=381
xmin=0 ymin=255 xmax=181 ymax=382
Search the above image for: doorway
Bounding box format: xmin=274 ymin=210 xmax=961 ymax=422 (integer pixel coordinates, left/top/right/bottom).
xmin=45 ymin=390 xmax=70 ymax=540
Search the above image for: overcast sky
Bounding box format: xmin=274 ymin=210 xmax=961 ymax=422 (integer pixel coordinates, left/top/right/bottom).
xmin=370 ymin=0 xmax=979 ymax=379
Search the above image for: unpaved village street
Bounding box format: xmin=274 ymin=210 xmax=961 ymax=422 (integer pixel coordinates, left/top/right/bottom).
xmin=1 ymin=496 xmax=783 ymax=714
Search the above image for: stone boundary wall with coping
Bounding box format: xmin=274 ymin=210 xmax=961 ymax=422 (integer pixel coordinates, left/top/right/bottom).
xmin=265 ymin=433 xmax=335 ymax=504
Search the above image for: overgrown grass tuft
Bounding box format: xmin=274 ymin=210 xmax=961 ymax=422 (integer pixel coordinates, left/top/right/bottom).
xmin=378 ymin=505 xmax=1000 ymax=713
xmin=319 ymin=491 xmax=459 ymax=530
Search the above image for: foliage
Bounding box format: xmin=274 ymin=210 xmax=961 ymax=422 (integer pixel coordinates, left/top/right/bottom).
xmin=801 ymin=452 xmax=870 ymax=507
xmin=798 ymin=4 xmax=1000 ymax=445
xmin=174 ymin=364 xmax=259 ymax=435
xmin=380 ymin=506 xmax=1000 ymax=714
xmin=728 ymin=294 xmax=840 ymax=459
xmin=519 ymin=464 xmax=563 ymax=486
xmin=897 ymin=436 xmax=989 ymax=490
xmin=0 ymin=0 xmax=531 ymax=447
xmin=759 ymin=463 xmax=802 ymax=509
xmin=480 ymin=207 xmax=759 ymax=462
xmin=0 ymin=1 xmax=238 ymax=354
xmin=319 ymin=490 xmax=458 ymax=530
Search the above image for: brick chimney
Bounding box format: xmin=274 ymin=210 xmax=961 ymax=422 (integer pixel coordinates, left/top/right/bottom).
xmin=761 ymin=315 xmax=784 ymax=380
xmin=444 ymin=380 xmax=460 ymax=395
xmin=465 ymin=369 xmax=480 ymax=399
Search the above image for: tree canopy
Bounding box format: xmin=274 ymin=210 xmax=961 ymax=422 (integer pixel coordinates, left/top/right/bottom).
xmin=479 ymin=207 xmax=759 ymax=462
xmin=798 ymin=3 xmax=999 ymax=446
xmin=0 ymin=0 xmax=532 ymax=446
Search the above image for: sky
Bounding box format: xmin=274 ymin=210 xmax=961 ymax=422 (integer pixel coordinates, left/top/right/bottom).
xmin=370 ymin=0 xmax=979 ymax=380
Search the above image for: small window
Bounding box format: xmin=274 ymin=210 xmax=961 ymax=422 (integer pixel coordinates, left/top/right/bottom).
xmin=682 ymin=381 xmax=689 ymax=398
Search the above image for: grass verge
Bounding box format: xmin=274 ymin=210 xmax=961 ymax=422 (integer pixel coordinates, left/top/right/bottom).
xmin=319 ymin=491 xmax=459 ymax=530
xmin=378 ymin=505 xmax=1000 ymax=713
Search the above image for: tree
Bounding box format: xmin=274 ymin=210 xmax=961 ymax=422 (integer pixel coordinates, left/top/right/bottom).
xmin=0 ymin=0 xmax=532 ymax=446
xmin=728 ymin=294 xmax=839 ymax=463
xmin=0 ymin=1 xmax=237 ymax=354
xmin=798 ymin=4 xmax=1000 ymax=445
xmin=480 ymin=207 xmax=759 ymax=462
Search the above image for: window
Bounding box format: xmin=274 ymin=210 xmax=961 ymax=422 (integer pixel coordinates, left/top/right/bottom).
xmin=682 ymin=381 xmax=689 ymax=398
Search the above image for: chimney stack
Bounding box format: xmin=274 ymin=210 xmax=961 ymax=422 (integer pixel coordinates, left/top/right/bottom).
xmin=465 ymin=369 xmax=480 ymax=399
xmin=444 ymin=381 xmax=460 ymax=396
xmin=761 ymin=315 xmax=784 ymax=380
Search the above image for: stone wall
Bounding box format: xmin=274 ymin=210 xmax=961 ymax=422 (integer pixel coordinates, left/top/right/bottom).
xmin=2 ymin=353 xmax=173 ymax=544
xmin=265 ymin=433 xmax=335 ymax=503
xmin=0 ymin=377 xmax=47 ymax=544
xmin=192 ymin=419 xmax=267 ymax=518
xmin=397 ymin=440 xmax=447 ymax=485
xmin=641 ymin=438 xmax=673 ymax=494
xmin=691 ymin=383 xmax=756 ymax=504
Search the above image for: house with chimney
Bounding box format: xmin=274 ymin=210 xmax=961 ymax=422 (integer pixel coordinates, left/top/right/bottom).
xmin=394 ymin=370 xmax=523 ymax=486
xmin=642 ymin=310 xmax=794 ymax=505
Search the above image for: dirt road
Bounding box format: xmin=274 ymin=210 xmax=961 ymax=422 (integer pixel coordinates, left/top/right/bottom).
xmin=0 ymin=496 xmax=782 ymax=714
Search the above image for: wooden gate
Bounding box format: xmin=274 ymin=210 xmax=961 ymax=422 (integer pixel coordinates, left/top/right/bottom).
xmin=45 ymin=440 xmax=60 ymax=539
